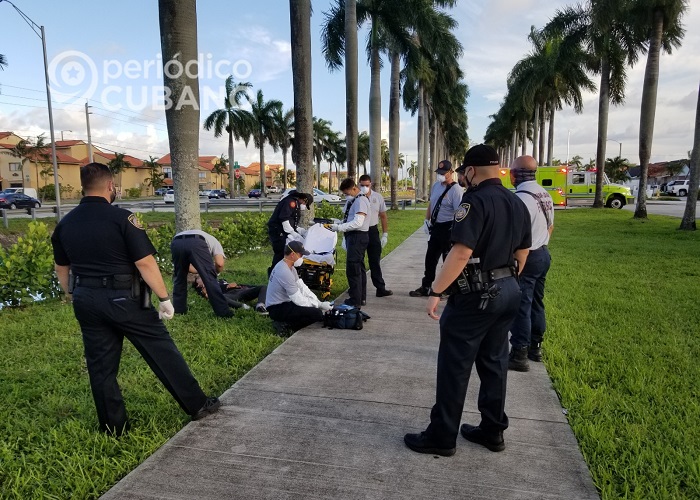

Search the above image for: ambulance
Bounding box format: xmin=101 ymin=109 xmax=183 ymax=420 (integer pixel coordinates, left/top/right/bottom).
xmin=498 ymin=166 xmax=635 ymax=209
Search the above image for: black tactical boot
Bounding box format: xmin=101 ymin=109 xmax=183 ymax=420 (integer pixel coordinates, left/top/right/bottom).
xmin=508 ymin=346 xmax=530 ymax=372
xmin=528 ymin=342 xmax=543 ymax=362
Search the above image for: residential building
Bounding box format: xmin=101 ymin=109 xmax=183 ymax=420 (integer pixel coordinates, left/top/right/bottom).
xmin=156 ymin=154 xmax=229 ymax=192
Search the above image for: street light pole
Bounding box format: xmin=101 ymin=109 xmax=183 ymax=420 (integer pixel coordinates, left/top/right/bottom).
xmin=85 ymin=101 xmax=94 ymax=162
xmin=607 ymin=139 xmax=622 ymax=159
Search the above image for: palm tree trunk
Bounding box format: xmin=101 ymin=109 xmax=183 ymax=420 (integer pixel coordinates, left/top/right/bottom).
xmin=289 ymin=0 xmax=314 ymax=220
xmin=422 ymin=96 xmax=430 ymax=197
xmin=282 ymin=147 xmax=288 ymax=190
xmin=316 ymin=153 xmax=322 ymax=190
xmin=538 ymin=103 xmax=546 ymax=166
xmin=680 ymin=82 xmax=700 ymax=230
xmin=521 ymin=120 xmax=527 ymax=156
xmin=417 ymin=88 xmax=424 ymax=200
xmin=532 ymin=102 xmax=539 ymax=160
xmin=389 ymin=50 xmax=400 ymax=210
xmin=259 ymin=138 xmax=266 ymax=197
xmin=511 ymin=129 xmax=518 ymax=166
xmin=369 ymin=20 xmax=382 ymax=192
xmin=345 ymin=0 xmax=358 ymax=179
xmin=547 ymin=104 xmax=555 ymax=166
xmin=635 ymin=9 xmax=665 ymax=220
xmin=228 ymin=129 xmax=235 ymax=195
xmin=159 ymin=0 xmax=201 ymax=231
xmin=593 ymin=60 xmax=611 ymax=209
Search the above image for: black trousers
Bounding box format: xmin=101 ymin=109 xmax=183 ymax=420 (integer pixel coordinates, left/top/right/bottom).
xmin=268 ymin=301 xmax=324 ymax=331
xmin=268 ymin=229 xmax=287 ymax=276
xmin=223 ymin=285 xmax=267 ymax=309
xmin=171 ymin=236 xmax=232 ymax=318
xmin=345 ymin=230 xmax=369 ymax=305
xmin=367 ymin=225 xmax=386 ymax=291
xmin=72 ymin=286 xmax=207 ymax=434
xmin=421 ymin=222 xmax=453 ymax=290
xmin=426 ymin=277 xmax=521 ymax=447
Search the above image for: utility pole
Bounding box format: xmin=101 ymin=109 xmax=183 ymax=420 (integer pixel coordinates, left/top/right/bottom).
xmin=85 ymin=101 xmax=93 ymax=162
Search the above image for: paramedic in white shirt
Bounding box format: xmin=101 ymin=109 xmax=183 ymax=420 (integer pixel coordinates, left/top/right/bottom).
xmin=358 ymin=174 xmax=393 ymax=298
xmin=507 ymin=155 xmax=554 ymax=372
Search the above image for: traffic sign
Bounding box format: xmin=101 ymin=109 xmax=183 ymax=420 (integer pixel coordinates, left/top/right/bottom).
xmin=234 ymin=161 xmax=240 ymax=169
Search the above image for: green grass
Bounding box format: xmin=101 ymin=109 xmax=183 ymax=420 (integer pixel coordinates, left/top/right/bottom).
xmin=0 ymin=209 xmax=425 ymax=499
xmin=545 ymin=209 xmax=700 ymax=499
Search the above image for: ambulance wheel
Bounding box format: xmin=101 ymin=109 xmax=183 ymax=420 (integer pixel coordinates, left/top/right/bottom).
xmin=606 ymin=195 xmax=624 ymax=209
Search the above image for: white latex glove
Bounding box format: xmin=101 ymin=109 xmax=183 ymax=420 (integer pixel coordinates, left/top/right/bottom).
xmin=158 ymin=299 xmax=174 ymax=320
xmin=330 ymin=223 xmax=340 ymax=232
xmin=381 ymin=232 xmax=388 ymax=248
xmin=319 ymin=301 xmax=333 ymax=312
xmin=423 ymin=220 xmax=432 ymax=235
xmin=297 ymin=227 xmax=308 ymax=237
xmin=286 ymin=231 xmax=303 ymax=244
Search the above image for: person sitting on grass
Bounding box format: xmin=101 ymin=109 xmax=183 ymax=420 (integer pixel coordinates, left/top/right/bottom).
xmin=266 ymin=240 xmax=332 ymax=335
xmin=193 ymin=275 xmax=268 ymax=315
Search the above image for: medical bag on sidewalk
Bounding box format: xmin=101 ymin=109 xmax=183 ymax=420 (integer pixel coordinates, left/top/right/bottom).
xmin=323 ymin=304 xmax=370 ymax=330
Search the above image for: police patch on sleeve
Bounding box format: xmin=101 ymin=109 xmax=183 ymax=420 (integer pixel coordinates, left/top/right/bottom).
xmin=290 ymin=200 xmax=296 ymax=208
xmin=128 ymin=213 xmax=144 ymax=230
xmin=455 ymin=203 xmax=470 ymax=222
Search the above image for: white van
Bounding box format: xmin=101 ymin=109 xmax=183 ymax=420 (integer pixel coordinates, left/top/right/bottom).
xmin=2 ymin=187 xmax=38 ymax=199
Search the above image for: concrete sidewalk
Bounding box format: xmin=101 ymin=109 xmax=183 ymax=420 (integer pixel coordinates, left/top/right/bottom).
xmin=103 ymin=230 xmax=598 ymax=500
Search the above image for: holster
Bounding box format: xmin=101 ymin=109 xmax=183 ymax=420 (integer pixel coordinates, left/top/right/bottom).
xmin=68 ymin=272 xmax=75 ymax=293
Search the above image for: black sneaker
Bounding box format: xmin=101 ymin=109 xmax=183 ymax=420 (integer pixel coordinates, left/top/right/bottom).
xmin=361 ymin=299 xmax=367 ymax=306
xmin=192 ymin=397 xmax=221 ymax=421
xmin=376 ymin=289 xmax=394 ymax=297
xmin=528 ymin=342 xmax=543 ymax=362
xmin=404 ymin=432 xmax=456 ymax=457
xmin=409 ymin=287 xmax=429 ymax=297
xmin=508 ymin=346 xmax=530 ymax=372
xmin=344 ymin=298 xmax=361 ymax=308
xmin=460 ymin=424 xmax=505 ymax=452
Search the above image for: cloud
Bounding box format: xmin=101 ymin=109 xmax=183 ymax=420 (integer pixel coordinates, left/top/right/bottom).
xmin=222 ymin=26 xmax=292 ymax=85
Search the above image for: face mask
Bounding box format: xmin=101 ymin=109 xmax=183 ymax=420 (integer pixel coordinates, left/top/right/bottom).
xmin=293 ymin=257 xmax=304 ymax=267
xmin=466 ymin=167 xmax=476 ymax=188
xmin=345 ymin=195 xmax=353 ymax=201
xmin=300 ymin=204 xmax=307 ymax=211
xmin=436 ymin=174 xmax=446 ymax=183
xmin=360 ymin=186 xmax=369 ymax=194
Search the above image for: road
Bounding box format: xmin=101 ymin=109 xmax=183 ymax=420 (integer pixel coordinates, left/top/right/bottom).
xmin=622 ymin=199 xmax=697 ymax=218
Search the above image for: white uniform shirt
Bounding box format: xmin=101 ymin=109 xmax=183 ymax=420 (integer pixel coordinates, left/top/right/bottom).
xmin=367 ymin=190 xmax=387 ymax=227
xmin=515 ymin=181 xmax=553 ymax=250
xmin=265 ymin=259 xmax=299 ymax=307
xmin=174 ymin=230 xmax=226 ymax=258
xmin=429 ymin=181 xmax=464 ymax=223
xmin=342 ymin=194 xmax=371 ymax=232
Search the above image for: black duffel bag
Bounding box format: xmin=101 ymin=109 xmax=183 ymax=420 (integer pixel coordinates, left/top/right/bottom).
xmin=323 ymin=304 xmax=370 ymax=330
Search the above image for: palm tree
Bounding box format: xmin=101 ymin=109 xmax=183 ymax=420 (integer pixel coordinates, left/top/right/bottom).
xmin=544 ymin=2 xmax=640 ymax=208
xmin=249 ymin=89 xmax=283 ymax=197
xmin=273 ymin=107 xmax=295 ymax=190
xmin=357 ymin=130 xmax=370 ymax=175
xmin=159 ymin=0 xmax=201 ymax=231
xmin=0 ymin=54 xmax=7 ymax=70
xmin=142 ymin=156 xmax=164 ymax=195
xmin=289 ymin=0 xmax=315 ymax=219
xmin=107 ymin=153 xmax=131 ymax=194
xmin=631 ymin=0 xmax=688 ymax=219
xmin=604 ymin=155 xmax=631 ymax=183
xmin=212 ymin=155 xmax=228 ymax=190
xmin=313 ymin=117 xmax=334 ymax=189
xmin=203 ymin=76 xmax=253 ymax=195
xmin=345 ymin=0 xmax=358 ymax=178
xmin=679 ymin=83 xmax=699 ymax=230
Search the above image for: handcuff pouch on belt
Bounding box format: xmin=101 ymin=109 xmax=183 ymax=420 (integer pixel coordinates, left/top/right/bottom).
xmin=447 ymin=257 xmax=504 ymax=311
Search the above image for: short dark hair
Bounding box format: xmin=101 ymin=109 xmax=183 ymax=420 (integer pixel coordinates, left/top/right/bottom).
xmin=339 ymin=178 xmax=356 ymax=191
xmin=358 ymin=174 xmax=371 ymax=183
xmin=81 ymin=162 xmax=112 ymax=191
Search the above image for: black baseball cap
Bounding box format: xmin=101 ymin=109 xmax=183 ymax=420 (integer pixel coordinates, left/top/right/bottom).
xmin=435 ymin=160 xmax=453 ymax=174
xmin=285 ymin=240 xmax=310 ymax=256
xmin=458 ymin=144 xmax=500 ymax=172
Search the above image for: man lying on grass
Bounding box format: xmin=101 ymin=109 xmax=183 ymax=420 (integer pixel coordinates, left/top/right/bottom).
xmin=193 ymin=275 xmax=268 ymax=315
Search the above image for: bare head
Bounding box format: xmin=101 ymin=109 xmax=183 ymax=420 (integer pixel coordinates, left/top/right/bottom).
xmin=510 ymin=155 xmax=538 ymax=186
xmin=511 ymin=155 xmax=538 ymax=172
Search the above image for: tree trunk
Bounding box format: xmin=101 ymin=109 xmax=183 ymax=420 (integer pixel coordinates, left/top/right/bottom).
xmin=422 ymin=94 xmax=430 ymax=197
xmin=316 ymin=153 xmax=322 ymax=190
xmin=389 ymin=50 xmax=400 ymax=210
xmin=593 ymin=60 xmax=610 ymax=209
xmin=417 ymin=87 xmax=424 ymax=200
xmin=228 ymin=129 xmax=235 ymax=196
xmin=680 ymin=82 xmax=700 ymax=230
xmin=159 ymin=0 xmax=201 ymax=232
xmin=521 ymin=120 xmax=527 ymax=156
xmin=547 ymin=104 xmax=555 ymax=166
xmin=635 ymin=9 xmax=665 ymax=220
xmin=368 ymin=20 xmax=382 ymax=192
xmin=538 ymin=103 xmax=546 ymax=166
xmin=511 ymin=129 xmax=518 ymax=166
xmin=532 ymin=102 xmax=539 ymax=160
xmin=259 ymin=142 xmax=266 ymax=197
xmin=345 ymin=0 xmax=358 ymax=179
xmin=282 ymin=147 xmax=288 ymax=190
xmin=289 ymin=0 xmax=314 ymax=222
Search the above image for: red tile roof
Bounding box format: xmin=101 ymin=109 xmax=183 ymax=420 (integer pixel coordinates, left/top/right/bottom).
xmin=85 ymin=151 xmax=145 ymax=168
xmin=0 ymin=132 xmax=12 ymax=140
xmin=157 ymin=154 xmax=228 ymax=172
xmin=23 ymin=148 xmax=82 ymax=164
xmin=55 ymin=140 xmax=84 ymax=147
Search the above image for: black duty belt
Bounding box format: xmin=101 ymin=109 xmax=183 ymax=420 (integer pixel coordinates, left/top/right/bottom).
xmin=479 ymin=266 xmax=516 ymax=282
xmin=74 ymin=274 xmax=133 ymax=289
xmin=532 ymin=245 xmax=548 ymax=252
xmin=174 ymin=234 xmax=205 ymax=241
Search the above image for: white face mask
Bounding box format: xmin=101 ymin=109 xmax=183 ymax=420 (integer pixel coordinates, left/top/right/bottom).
xmin=436 ymin=174 xmax=446 ymax=183
xmin=345 ymin=194 xmax=353 ymax=201
xmin=300 ymin=204 xmax=307 ymax=211
xmin=359 ymin=185 xmax=369 ymax=195
xmin=293 ymin=257 xmax=304 ymax=267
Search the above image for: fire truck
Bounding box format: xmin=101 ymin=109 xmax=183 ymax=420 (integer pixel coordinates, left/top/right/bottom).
xmin=499 ymin=166 xmax=635 ymax=209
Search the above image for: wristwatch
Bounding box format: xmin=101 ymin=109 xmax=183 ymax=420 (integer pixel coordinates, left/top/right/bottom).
xmin=158 ymin=294 xmax=170 ymax=302
xmin=428 ymin=288 xmax=442 ymax=297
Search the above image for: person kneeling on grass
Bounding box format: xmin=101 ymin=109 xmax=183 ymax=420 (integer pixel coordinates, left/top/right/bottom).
xmin=193 ymin=275 xmax=268 ymax=314
xmin=266 ymin=240 xmax=332 ymax=334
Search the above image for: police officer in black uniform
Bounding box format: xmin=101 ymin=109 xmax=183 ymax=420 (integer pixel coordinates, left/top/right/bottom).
xmin=404 ymin=145 xmax=532 ymax=456
xmin=51 ymin=163 xmax=220 ymax=436
xmin=267 ymin=190 xmax=314 ymax=275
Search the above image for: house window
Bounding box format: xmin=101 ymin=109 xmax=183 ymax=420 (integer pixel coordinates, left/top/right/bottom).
xmin=9 ymin=163 xmax=21 ymax=172
xmin=162 ymin=167 xmax=172 ymax=179
xmin=199 ymin=172 xmax=206 ymax=179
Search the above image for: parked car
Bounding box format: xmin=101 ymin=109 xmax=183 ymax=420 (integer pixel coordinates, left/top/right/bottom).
xmin=281 ymin=188 xmax=342 ymax=203
xmin=1 ymin=187 xmax=38 ymax=199
xmin=0 ymin=192 xmax=41 ymax=209
xmin=164 ymin=189 xmax=175 ymax=204
xmin=248 ymin=188 xmax=262 ymax=198
xmin=208 ymin=189 xmax=228 ymax=199
xmin=154 ymin=187 xmax=168 ymax=196
xmin=267 ymin=186 xmax=280 ymax=194
xmin=666 ymin=179 xmax=690 ymax=197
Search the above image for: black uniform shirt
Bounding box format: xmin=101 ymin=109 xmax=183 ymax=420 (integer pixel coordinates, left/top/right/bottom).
xmin=51 ymin=196 xmax=156 ymax=276
xmin=268 ymin=196 xmax=301 ymax=231
xmin=451 ymin=178 xmax=532 ymax=271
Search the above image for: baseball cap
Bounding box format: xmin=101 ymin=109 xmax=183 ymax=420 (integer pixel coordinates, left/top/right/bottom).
xmin=285 ymin=240 xmax=310 ymax=256
xmin=435 ymin=160 xmax=453 ymax=174
xmin=459 ymin=144 xmax=500 ymax=172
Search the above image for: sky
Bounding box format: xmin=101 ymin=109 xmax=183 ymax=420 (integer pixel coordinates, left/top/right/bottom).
xmin=1 ymin=0 xmax=698 ymax=175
